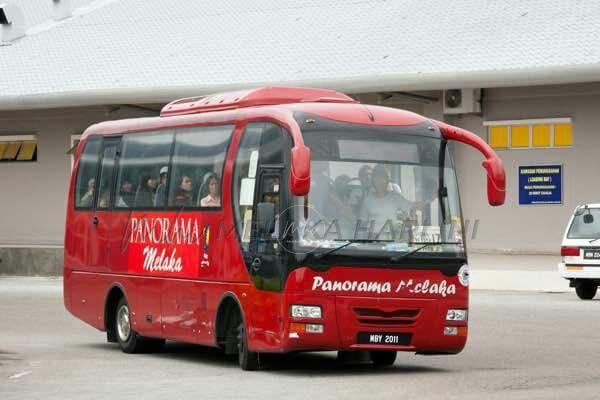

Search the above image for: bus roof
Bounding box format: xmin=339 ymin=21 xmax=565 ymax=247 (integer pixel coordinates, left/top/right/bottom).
xmin=82 ymin=87 xmax=431 ymax=139
xmin=160 ymin=86 xmax=356 ymax=117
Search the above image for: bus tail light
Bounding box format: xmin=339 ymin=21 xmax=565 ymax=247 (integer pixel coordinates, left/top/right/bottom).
xmin=561 ymin=247 xmax=580 ymax=257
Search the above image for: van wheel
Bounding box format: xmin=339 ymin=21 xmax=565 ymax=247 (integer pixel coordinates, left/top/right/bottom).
xmin=237 ymin=323 xmax=259 ymax=370
xmin=115 ymin=297 xmax=164 ymax=353
xmin=575 ymin=281 xmax=598 ymax=300
xmin=370 ymin=351 xmax=397 ymax=367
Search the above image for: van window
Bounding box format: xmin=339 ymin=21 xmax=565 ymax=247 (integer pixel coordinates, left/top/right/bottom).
xmin=168 ymin=125 xmax=234 ymax=209
xmin=568 ymin=209 xmax=600 ymax=239
xmin=74 ymin=136 xmax=101 ymax=208
xmin=115 ymin=131 xmax=174 ymax=209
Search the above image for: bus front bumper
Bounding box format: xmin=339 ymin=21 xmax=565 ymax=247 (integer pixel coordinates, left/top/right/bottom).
xmin=280 ymin=293 xmax=468 ymax=355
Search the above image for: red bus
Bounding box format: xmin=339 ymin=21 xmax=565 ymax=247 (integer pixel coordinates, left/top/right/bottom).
xmin=64 ymin=87 xmax=505 ymax=370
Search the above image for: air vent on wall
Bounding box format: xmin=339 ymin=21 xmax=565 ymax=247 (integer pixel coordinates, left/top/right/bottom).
xmin=443 ymin=89 xmax=481 ymax=114
xmin=0 ymin=3 xmax=25 ymax=44
xmin=52 ymin=0 xmax=72 ymax=21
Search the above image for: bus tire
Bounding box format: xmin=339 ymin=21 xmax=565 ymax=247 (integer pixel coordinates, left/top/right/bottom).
xmin=370 ymin=351 xmax=397 ymax=367
xmin=115 ymin=297 xmax=164 ymax=353
xmin=238 ymin=323 xmax=259 ymax=371
xmin=575 ymin=281 xmax=597 ymax=300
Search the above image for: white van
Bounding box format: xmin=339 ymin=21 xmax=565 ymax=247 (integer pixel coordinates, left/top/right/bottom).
xmin=559 ymin=204 xmax=600 ymax=299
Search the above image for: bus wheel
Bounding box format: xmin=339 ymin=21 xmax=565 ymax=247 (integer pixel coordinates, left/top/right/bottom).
xmin=115 ymin=297 xmax=164 ymax=353
xmin=237 ymin=322 xmax=259 ymax=371
xmin=370 ymin=351 xmax=397 ymax=367
xmin=575 ymin=281 xmax=598 ymax=300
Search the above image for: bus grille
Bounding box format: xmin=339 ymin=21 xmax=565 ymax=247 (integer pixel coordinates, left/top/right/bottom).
xmin=354 ymin=307 xmax=420 ymax=327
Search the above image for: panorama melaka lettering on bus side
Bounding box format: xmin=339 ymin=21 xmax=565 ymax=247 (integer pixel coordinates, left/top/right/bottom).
xmin=63 ymin=86 xmax=505 ymax=370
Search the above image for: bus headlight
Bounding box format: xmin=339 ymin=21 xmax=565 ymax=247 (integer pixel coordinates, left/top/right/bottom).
xmin=458 ymin=264 xmax=469 ymax=287
xmin=446 ymin=309 xmax=468 ymax=321
xmin=290 ymin=305 xmax=322 ymax=319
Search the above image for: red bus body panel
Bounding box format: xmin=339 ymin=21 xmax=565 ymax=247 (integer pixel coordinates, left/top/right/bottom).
xmin=64 ymin=91 xmax=480 ymax=355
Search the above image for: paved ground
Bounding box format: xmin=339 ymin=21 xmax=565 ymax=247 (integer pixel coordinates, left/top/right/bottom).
xmin=469 ymin=253 xmax=570 ymax=292
xmin=1 ymin=277 xmax=599 ymax=400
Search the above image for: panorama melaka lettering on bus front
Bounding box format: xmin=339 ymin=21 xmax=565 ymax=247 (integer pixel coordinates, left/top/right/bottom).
xmin=64 ymin=87 xmax=505 ymax=370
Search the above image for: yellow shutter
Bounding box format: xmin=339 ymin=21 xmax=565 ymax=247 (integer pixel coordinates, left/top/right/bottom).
xmin=511 ymin=125 xmax=529 ymax=148
xmin=17 ymin=141 xmax=37 ymax=161
xmin=0 ymin=142 xmax=7 ymax=159
xmin=554 ymin=123 xmax=573 ymax=146
xmin=532 ymin=124 xmax=551 ymax=147
xmin=489 ymin=126 xmax=508 ymax=148
xmin=1 ymin=142 xmax=21 ymax=160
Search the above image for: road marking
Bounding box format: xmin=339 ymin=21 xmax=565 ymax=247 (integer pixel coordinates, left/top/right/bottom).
xmin=9 ymin=371 xmax=32 ymax=379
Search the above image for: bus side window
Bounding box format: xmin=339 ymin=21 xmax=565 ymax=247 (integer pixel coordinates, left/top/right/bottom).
xmin=168 ymin=125 xmax=234 ymax=209
xmin=74 ymin=136 xmax=101 ymax=209
xmin=115 ymin=130 xmax=174 ymax=209
xmin=96 ymin=140 xmax=120 ymax=209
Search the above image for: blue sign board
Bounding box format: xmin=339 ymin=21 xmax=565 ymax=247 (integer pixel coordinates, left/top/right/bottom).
xmin=519 ymin=165 xmax=563 ymax=205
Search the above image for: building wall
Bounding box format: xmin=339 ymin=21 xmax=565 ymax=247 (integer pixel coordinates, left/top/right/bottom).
xmin=0 ymin=106 xmax=154 ymax=274
xmin=1 ymin=84 xmax=599 ymax=274
xmin=450 ymin=83 xmax=600 ymax=254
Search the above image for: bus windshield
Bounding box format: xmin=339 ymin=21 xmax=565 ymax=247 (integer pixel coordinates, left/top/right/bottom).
xmin=290 ymin=121 xmax=465 ymax=262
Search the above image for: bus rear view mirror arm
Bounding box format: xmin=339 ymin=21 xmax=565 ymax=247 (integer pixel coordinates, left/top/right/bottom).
xmin=434 ymin=120 xmax=506 ymax=206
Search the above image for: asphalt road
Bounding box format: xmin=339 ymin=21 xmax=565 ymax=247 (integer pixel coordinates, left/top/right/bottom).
xmin=1 ymin=277 xmax=599 ymax=400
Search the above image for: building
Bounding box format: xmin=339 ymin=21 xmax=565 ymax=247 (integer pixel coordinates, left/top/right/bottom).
xmin=1 ymin=0 xmax=600 ymax=274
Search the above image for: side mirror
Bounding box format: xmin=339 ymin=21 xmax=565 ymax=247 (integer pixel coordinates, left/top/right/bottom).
xmin=482 ymin=156 xmax=506 ymax=206
xmin=256 ymin=202 xmax=275 ymax=236
xmin=290 ymin=145 xmax=310 ymax=196
xmin=584 ymin=213 xmax=594 ymax=224
xmin=434 ymin=120 xmax=506 ymax=206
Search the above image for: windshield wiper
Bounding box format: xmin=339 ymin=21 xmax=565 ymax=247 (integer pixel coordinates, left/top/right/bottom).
xmin=589 ymin=237 xmax=600 ymax=244
xmin=390 ymin=241 xmax=462 ymax=262
xmin=312 ymin=239 xmax=393 ymax=260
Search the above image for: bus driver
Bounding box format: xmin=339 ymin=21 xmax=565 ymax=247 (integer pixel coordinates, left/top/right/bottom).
xmin=359 ymin=164 xmax=414 ymax=240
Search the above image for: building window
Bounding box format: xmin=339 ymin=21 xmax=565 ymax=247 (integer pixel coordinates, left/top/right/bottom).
xmin=0 ymin=135 xmax=38 ymax=162
xmin=484 ymin=118 xmax=573 ymax=150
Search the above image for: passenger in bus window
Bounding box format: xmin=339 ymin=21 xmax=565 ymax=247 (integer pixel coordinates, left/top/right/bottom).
xmin=154 ymin=166 xmax=168 ymax=207
xmin=117 ymin=180 xmax=135 ymax=207
xmin=360 ymin=164 xmax=412 ymax=239
xmin=173 ymin=175 xmax=193 ymax=207
xmin=199 ymin=173 xmax=221 ymax=207
xmin=98 ymin=193 xmax=110 ymax=209
xmin=325 ymin=174 xmax=355 ymax=238
xmin=80 ymin=178 xmax=95 ymax=207
xmin=134 ymin=175 xmax=155 ymax=208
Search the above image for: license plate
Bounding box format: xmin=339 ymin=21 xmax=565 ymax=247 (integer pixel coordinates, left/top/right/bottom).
xmin=356 ymin=332 xmax=412 ymax=346
xmin=583 ymin=248 xmax=600 ymax=259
